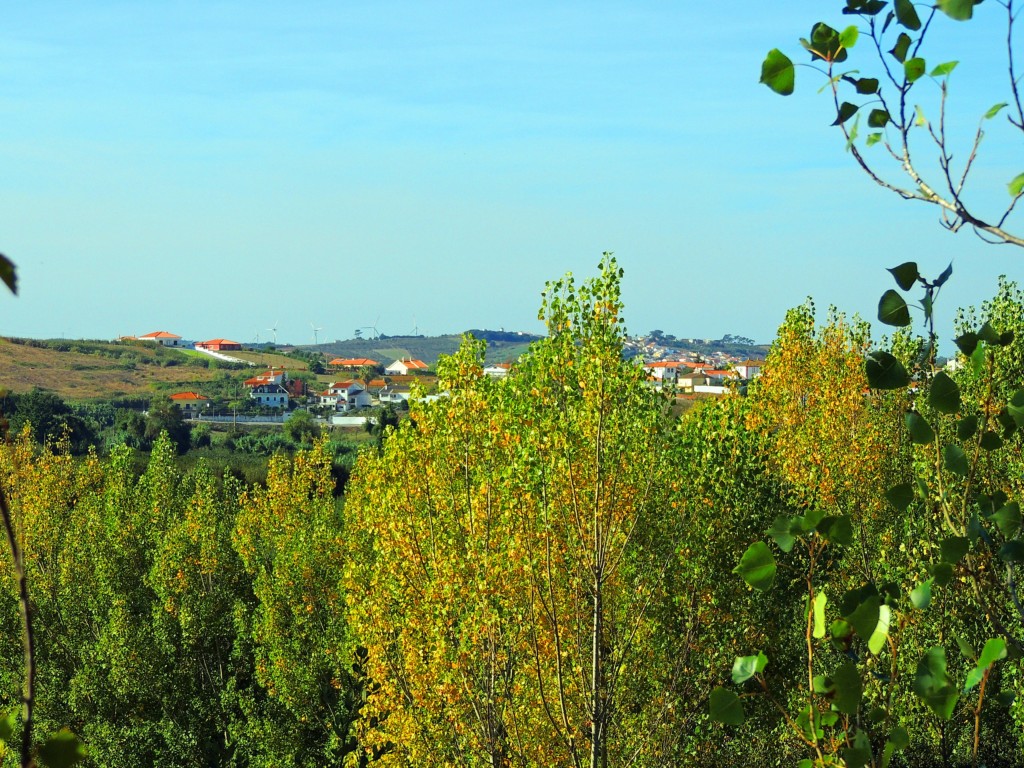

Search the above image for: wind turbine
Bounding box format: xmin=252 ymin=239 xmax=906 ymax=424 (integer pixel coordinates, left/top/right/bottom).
xmin=266 ymin=320 xmax=279 ymax=345
xmin=411 ymin=315 xmax=420 ymax=336
xmin=359 ymin=315 xmax=381 ymax=340
xmin=311 ymin=322 xmax=323 ymax=345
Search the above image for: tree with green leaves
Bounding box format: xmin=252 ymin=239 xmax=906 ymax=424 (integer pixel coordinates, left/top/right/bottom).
xmin=761 ymin=0 xmax=1024 ymax=247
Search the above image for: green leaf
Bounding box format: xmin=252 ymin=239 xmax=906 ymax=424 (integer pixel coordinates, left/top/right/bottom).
xmin=929 ymin=372 xmax=961 ymax=414
xmin=978 ymin=321 xmax=1002 ymax=344
xmin=970 ymin=343 xmax=987 ymax=378
xmin=732 ymin=651 xmax=768 ymax=684
xmin=889 ymin=726 xmax=910 ymax=749
xmin=833 ymin=659 xmax=862 ymax=714
xmin=911 ymin=578 xmax=933 ymax=610
xmin=954 ymin=331 xmax=979 ymax=356
xmin=930 ymin=60 xmax=959 ymax=77
xmin=831 ymin=619 xmax=853 ymax=641
xmin=965 ymin=638 xmax=1007 ymax=690
xmin=894 ymin=0 xmax=922 ymax=29
xmin=930 ymin=561 xmax=954 ymax=587
xmin=37 ymin=730 xmax=86 ymax=768
xmin=800 ymin=507 xmax=827 ymax=532
xmin=998 ymin=540 xmax=1024 ymax=562
xmin=866 ymin=131 xmax=884 ymax=146
xmin=868 ymin=706 xmax=888 ymax=723
xmin=839 ymin=24 xmax=860 ymax=48
xmin=878 ymin=290 xmax=911 ymax=326
xmin=848 ymin=594 xmax=880 ymax=642
xmin=905 ymin=58 xmax=926 ymax=82
xmin=813 ymin=592 xmax=828 ymax=639
xmin=885 ymin=482 xmax=915 ymax=511
xmin=709 ymin=687 xmax=745 ymax=725
xmin=844 ymin=730 xmax=873 ymax=768
xmin=996 ymin=691 xmax=1016 ymax=707
xmin=1009 ymin=172 xmax=1024 ymax=198
xmin=967 ymin=512 xmax=983 ymax=544
xmin=888 ymin=261 xmax=919 ymax=290
xmin=795 ymin=704 xmax=820 ymax=742
xmin=768 ymin=515 xmax=796 ymax=553
xmin=833 ymin=101 xmax=860 ymax=125
xmin=905 ymin=412 xmax=935 ymax=444
xmin=957 ymin=637 xmax=978 ymax=661
xmin=940 ymin=536 xmax=969 ymax=564
xmin=818 ymin=515 xmax=854 ymax=546
xmin=855 ymin=77 xmax=880 ymax=94
xmin=956 ymin=414 xmax=979 ymax=440
xmin=890 ymin=33 xmax=912 ymax=63
xmin=914 ymin=647 xmax=959 ymax=720
xmin=734 ymin=541 xmax=776 ymax=591
xmin=985 ymin=102 xmax=1009 ymax=119
xmin=868 ymin=605 xmax=891 ymax=655
xmin=760 ymin=49 xmax=795 ymax=95
xmin=807 ymin=22 xmax=848 ymax=63
xmin=0 ymin=710 xmax=16 ymax=743
xmin=1008 ymin=390 xmax=1024 ymax=427
xmin=938 ymin=0 xmax=981 ymax=20
xmin=868 ymin=108 xmax=891 ymax=128
xmin=943 ymin=444 xmax=969 ymax=476
xmin=980 ymin=431 xmax=1003 ymax=451
xmin=935 ymin=261 xmax=953 ymax=287
xmin=0 ymin=255 xmax=16 ymax=296
xmin=866 ymin=351 xmax=910 ymax=390
xmin=914 ymin=104 xmax=928 ymax=127
xmin=812 ymin=673 xmax=833 ymax=693
xmin=991 ymin=502 xmax=1021 ymax=538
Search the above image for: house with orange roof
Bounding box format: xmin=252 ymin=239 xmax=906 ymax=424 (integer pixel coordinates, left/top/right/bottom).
xmin=138 ymin=330 xmax=187 ymax=347
xmin=329 ymin=357 xmax=379 ymax=369
xmin=385 ymin=358 xmax=429 ymax=375
xmin=195 ymin=338 xmax=242 ymax=351
xmin=169 ymin=391 xmax=211 ymax=416
xmin=319 ymin=381 xmax=372 ymax=412
xmin=643 ymin=360 xmax=690 ymax=382
xmin=244 ymin=369 xmax=287 ymax=387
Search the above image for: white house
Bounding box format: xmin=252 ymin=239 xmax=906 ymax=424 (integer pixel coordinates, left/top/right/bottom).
xmin=735 ymin=360 xmax=765 ymax=379
xmin=320 ymin=381 xmax=372 ymax=412
xmin=250 ymin=383 xmax=289 ymax=408
xmin=643 ymin=360 xmax=688 ymax=382
xmin=378 ymin=385 xmax=413 ymax=404
xmin=385 ymin=358 xmax=429 ymax=375
xmin=138 ymin=330 xmax=187 ymax=347
xmin=483 ymin=363 xmax=511 ymax=379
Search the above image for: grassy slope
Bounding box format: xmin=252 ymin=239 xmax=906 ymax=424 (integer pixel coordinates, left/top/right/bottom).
xmin=0 ymin=338 xmax=223 ymax=400
xmin=225 ymin=350 xmax=308 ymax=370
xmin=0 ymin=333 xmax=537 ymax=402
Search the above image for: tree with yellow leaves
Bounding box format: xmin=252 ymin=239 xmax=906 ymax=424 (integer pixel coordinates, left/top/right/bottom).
xmin=345 ymin=256 xmax=694 ymax=767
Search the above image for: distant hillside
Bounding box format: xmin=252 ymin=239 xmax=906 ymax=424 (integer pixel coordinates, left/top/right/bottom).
xmin=0 ymin=338 xmax=227 ymax=401
xmin=305 ymin=332 xmax=540 ymax=366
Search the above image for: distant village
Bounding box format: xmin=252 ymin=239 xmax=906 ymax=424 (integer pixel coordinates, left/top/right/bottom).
xmin=120 ymin=328 xmax=766 ymax=423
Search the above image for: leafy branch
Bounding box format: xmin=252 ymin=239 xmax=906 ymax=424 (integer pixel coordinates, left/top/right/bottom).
xmin=761 ymin=0 xmax=1024 ymax=247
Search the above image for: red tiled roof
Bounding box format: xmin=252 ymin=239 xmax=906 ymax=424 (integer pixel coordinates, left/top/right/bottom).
xmin=140 ymin=331 xmax=181 ymax=339
xmin=197 ymin=338 xmax=241 ymax=346
xmin=389 ymin=358 xmax=428 ymax=370
xmin=170 ymin=391 xmax=209 ymax=401
xmin=329 ymin=357 xmax=379 ymax=366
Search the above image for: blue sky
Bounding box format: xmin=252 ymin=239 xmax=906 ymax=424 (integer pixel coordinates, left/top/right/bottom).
xmin=0 ymin=1 xmax=1020 ymax=346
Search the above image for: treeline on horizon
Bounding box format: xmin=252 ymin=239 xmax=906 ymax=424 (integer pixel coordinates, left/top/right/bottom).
xmin=0 ymin=259 xmax=1021 ymax=767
